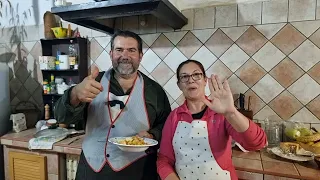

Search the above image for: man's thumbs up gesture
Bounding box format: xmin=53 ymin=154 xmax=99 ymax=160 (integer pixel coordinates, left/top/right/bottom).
xmin=70 ymin=65 xmax=103 ymax=106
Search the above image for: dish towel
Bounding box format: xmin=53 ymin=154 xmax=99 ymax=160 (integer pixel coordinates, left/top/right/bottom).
xmin=28 ymin=136 xmax=66 ymax=150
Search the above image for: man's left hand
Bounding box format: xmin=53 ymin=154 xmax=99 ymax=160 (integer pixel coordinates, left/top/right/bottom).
xmin=137 ymin=131 xmax=154 ymax=139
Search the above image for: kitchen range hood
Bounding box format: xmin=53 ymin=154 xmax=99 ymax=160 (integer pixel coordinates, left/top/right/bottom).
xmin=51 ymin=0 xmax=188 ymax=35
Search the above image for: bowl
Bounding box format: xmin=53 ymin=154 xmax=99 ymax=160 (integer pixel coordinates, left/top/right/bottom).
xmin=51 ymin=27 xmax=68 ymax=38
xmin=108 ymin=137 xmax=158 ymax=153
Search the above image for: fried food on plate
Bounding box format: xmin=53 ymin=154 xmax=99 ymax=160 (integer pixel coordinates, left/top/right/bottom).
xmin=118 ymin=136 xmax=148 ymax=145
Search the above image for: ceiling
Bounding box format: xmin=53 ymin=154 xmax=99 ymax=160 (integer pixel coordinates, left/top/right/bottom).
xmin=170 ymin=0 xmax=271 ymax=10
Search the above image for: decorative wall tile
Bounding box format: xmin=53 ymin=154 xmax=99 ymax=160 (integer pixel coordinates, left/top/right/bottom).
xmin=288 ymin=74 xmax=320 ymax=105
xmin=238 ymin=2 xmax=262 ymax=26
xmin=95 ymin=36 xmax=111 ymax=49
xmin=194 ymin=7 xmax=215 ymax=29
xmin=289 ymin=107 xmax=319 ymax=123
xmin=164 ymin=76 xmax=182 ymax=100
xmin=307 ymin=95 xmax=320 ymax=119
xmin=262 ymin=0 xmax=288 ymax=24
xmin=206 ymin=60 xmax=232 ymax=80
xmin=309 ymin=28 xmax=320 ymax=47
xmin=244 ymin=90 xmax=265 ymax=115
xmin=252 ymin=42 xmax=285 ymax=72
xmin=140 ymin=49 xmax=161 ymax=73
xmin=254 ymin=105 xmax=282 ymax=121
xmin=236 ymin=27 xmax=267 ymax=56
xmin=138 ymin=65 xmax=149 ymax=76
xmin=254 ymin=23 xmax=286 ymax=40
xmin=150 ymin=34 xmax=174 ymax=59
xmin=228 ymin=75 xmax=249 ymax=98
xmin=140 ymin=33 xmax=160 ymax=47
xmin=235 ymin=58 xmax=266 ymax=88
xmin=177 ymin=32 xmax=202 ymax=58
xmin=220 ymin=44 xmax=250 ymax=72
xmin=252 ymin=74 xmax=284 ymax=103
xmin=269 ymin=90 xmax=303 ymax=120
xmin=191 ymin=46 xmax=217 ymax=70
xmin=205 ymin=29 xmax=233 ymax=58
xmin=221 ymin=26 xmax=249 ymax=42
xmin=165 ymin=90 xmax=175 ymax=105
xmin=269 ymin=57 xmax=304 ymax=88
xmin=318 ymin=0 xmax=320 ymax=20
xmin=291 ymin=20 xmax=320 ymax=37
xmin=191 ymin=29 xmax=217 ymax=44
xmin=164 ymin=31 xmax=188 ymax=45
xmin=151 ymin=62 xmax=174 ymax=86
xmin=308 ymin=62 xmax=320 ymax=84
xmin=288 ymin=0 xmax=316 ymax=22
xmin=289 ymin=40 xmax=320 ymax=71
xmin=171 ymin=102 xmax=179 ymax=110
xmin=23 ymin=41 xmax=36 ymax=53
xmin=90 ymin=38 xmax=104 ymax=61
xmin=95 ymin=50 xmax=112 ymax=71
xmin=271 ymin=24 xmax=306 ymax=55
xmin=176 ymin=94 xmax=186 ymax=106
xmin=215 ymin=5 xmax=237 ymax=28
xmin=163 ymin=48 xmax=187 ymax=72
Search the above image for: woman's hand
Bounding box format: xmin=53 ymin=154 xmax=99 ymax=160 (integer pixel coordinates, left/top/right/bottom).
xmin=164 ymin=173 xmax=180 ymax=180
xmin=202 ymin=74 xmax=236 ymax=116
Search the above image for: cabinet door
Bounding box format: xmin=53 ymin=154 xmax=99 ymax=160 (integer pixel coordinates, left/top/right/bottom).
xmin=9 ymin=151 xmax=47 ymax=180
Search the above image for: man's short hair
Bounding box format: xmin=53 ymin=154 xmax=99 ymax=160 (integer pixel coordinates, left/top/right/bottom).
xmin=110 ymin=30 xmax=143 ymax=53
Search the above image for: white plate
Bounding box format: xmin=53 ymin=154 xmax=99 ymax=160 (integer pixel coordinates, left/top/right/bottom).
xmin=269 ymin=147 xmax=314 ymax=162
xmin=108 ymin=137 xmax=158 ymax=152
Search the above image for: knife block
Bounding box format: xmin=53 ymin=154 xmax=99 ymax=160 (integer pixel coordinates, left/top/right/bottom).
xmin=238 ymin=109 xmax=253 ymax=120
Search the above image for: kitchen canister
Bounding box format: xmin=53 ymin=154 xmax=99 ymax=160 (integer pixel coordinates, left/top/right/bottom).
xmin=58 ymin=55 xmax=70 ymax=70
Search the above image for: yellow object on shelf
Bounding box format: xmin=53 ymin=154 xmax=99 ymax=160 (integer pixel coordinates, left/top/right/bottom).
xmin=51 ymin=27 xmax=68 ymax=38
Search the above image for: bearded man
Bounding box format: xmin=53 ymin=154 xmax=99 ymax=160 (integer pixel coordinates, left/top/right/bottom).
xmin=54 ymin=30 xmax=171 ymax=180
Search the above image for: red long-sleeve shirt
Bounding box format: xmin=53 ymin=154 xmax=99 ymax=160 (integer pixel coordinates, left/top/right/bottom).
xmin=157 ymin=102 xmax=267 ymax=180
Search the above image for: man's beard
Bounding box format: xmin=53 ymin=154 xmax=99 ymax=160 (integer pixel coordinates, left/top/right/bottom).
xmin=113 ymin=58 xmax=138 ymax=76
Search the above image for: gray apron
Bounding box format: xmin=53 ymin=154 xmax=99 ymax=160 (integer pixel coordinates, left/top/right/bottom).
xmin=82 ymin=69 xmax=150 ymax=172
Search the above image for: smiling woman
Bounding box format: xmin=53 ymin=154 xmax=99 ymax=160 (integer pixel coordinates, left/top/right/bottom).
xmin=157 ymin=59 xmax=267 ymax=180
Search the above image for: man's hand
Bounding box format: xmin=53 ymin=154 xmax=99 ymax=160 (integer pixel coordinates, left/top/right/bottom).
xmin=70 ymin=65 xmax=103 ymax=106
xmin=137 ymin=131 xmax=154 ymax=139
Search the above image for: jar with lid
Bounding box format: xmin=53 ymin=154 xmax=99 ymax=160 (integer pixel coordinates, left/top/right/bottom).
xmin=43 ymin=80 xmax=48 ymax=94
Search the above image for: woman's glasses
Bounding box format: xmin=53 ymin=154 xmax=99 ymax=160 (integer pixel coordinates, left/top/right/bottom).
xmin=179 ymin=73 xmax=203 ymax=83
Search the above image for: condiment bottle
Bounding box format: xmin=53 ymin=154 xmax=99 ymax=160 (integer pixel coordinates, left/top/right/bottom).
xmin=45 ymin=104 xmax=50 ymax=120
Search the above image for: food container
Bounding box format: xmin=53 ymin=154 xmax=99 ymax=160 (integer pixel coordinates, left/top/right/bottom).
xmin=58 ymin=55 xmax=70 ymax=70
xmin=39 ymin=56 xmax=56 ymax=70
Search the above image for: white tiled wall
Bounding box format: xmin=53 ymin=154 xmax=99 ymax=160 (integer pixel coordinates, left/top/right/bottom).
xmin=1 ymin=0 xmax=320 ymax=127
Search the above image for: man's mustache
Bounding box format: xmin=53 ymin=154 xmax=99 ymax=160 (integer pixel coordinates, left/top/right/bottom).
xmin=117 ymin=58 xmax=132 ymax=64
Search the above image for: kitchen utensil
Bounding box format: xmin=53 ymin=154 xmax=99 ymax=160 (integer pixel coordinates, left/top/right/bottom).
xmin=237 ymin=94 xmax=253 ymax=120
xmin=108 ymin=137 xmax=158 ymax=152
xmin=239 ymin=93 xmax=245 ymax=110
xmin=51 ymin=27 xmax=68 ymax=38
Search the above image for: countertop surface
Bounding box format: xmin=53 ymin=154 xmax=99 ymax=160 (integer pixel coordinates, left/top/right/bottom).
xmin=1 ymin=128 xmax=319 ymax=180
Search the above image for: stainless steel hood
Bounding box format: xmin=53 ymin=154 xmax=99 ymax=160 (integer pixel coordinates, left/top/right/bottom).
xmin=51 ymin=0 xmax=188 ymax=35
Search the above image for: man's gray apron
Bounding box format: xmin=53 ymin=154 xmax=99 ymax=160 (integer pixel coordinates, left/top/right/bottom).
xmin=82 ymin=69 xmax=150 ymax=172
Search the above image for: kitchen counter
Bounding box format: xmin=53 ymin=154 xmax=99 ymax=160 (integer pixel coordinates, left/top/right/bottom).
xmin=1 ymin=128 xmax=320 ymax=180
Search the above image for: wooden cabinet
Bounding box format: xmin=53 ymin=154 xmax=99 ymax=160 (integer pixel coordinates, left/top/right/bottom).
xmin=9 ymin=151 xmax=47 ymax=180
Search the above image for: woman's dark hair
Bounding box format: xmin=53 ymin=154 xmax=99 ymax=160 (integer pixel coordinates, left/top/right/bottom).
xmin=176 ymin=59 xmax=206 ymax=82
xmin=110 ymin=30 xmax=143 ymax=53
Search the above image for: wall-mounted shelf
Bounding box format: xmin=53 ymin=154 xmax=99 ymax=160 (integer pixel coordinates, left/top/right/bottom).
xmin=40 ymin=37 xmax=89 ymax=120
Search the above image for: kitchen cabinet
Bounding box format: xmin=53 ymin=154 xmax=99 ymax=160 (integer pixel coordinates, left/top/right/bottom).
xmin=9 ymin=151 xmax=47 ymax=180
